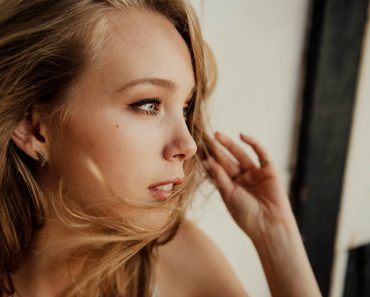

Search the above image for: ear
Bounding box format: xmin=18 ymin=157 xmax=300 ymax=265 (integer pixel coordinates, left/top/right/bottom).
xmin=11 ymin=109 xmax=49 ymax=162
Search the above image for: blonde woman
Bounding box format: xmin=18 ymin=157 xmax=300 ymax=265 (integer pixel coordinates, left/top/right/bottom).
xmin=0 ymin=1 xmax=322 ymax=297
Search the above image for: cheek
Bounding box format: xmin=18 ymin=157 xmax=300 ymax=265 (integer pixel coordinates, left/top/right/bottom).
xmin=46 ymin=108 xmax=177 ymax=229
xmin=49 ymin=108 xmax=164 ymax=203
xmin=90 ymin=114 xmax=161 ymax=184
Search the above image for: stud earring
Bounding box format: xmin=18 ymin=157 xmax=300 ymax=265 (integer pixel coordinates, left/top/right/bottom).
xmin=36 ymin=150 xmax=46 ymax=167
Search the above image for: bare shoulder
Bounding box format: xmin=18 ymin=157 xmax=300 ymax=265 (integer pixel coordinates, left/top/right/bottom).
xmin=155 ymin=219 xmax=249 ymax=297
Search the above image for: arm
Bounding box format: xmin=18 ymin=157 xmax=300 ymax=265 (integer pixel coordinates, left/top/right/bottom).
xmin=252 ymin=214 xmax=322 ymax=297
xmin=203 ymin=132 xmax=322 ymax=297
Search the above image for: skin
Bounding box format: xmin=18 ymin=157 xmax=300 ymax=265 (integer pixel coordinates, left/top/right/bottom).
xmin=153 ymin=132 xmax=323 ymax=297
xmin=11 ymin=9 xmax=196 ymax=297
xmin=10 ymin=8 xmax=322 ymax=297
xmin=16 ymin=10 xmax=197 ymax=226
xmin=199 ymin=133 xmax=323 ymax=297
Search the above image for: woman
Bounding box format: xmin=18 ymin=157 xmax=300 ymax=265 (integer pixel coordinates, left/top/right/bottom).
xmin=0 ymin=0 xmax=322 ymax=296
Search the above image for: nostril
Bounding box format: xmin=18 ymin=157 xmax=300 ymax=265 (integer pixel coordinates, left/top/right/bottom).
xmin=174 ymin=152 xmax=187 ymax=160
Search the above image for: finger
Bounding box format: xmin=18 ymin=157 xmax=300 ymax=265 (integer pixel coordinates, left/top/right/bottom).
xmin=211 ymin=140 xmax=240 ymax=178
xmin=215 ymin=132 xmax=257 ymax=170
xmin=239 ymin=133 xmax=271 ymax=168
xmin=204 ymin=157 xmax=234 ymax=200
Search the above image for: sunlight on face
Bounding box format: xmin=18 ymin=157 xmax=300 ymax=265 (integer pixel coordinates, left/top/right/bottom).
xmin=44 ymin=10 xmax=197 ymax=226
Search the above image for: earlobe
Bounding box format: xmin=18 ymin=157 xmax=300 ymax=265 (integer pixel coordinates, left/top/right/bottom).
xmin=11 ymin=112 xmax=49 ymax=163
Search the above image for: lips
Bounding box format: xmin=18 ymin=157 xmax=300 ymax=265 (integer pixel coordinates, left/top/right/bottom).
xmin=148 ymin=177 xmax=185 ymax=201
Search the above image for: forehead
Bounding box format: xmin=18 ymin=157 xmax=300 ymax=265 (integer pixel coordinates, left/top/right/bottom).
xmin=92 ymin=9 xmax=195 ymax=89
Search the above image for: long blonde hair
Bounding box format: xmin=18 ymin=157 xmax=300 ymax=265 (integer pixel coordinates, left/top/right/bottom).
xmin=0 ymin=0 xmax=216 ymax=296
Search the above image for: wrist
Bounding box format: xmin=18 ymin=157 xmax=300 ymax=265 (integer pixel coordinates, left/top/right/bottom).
xmin=249 ymin=212 xmax=301 ymax=251
xmin=248 ymin=214 xmax=322 ymax=297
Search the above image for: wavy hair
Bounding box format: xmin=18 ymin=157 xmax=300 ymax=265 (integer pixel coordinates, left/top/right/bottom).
xmin=0 ymin=0 xmax=216 ymax=296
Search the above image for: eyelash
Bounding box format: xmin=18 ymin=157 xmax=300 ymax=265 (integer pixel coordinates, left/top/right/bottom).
xmin=129 ymin=97 xmax=194 ymax=119
xmin=129 ymin=98 xmax=162 ymax=117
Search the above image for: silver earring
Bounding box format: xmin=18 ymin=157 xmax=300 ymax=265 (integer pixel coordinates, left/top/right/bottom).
xmin=36 ymin=150 xmax=46 ymax=167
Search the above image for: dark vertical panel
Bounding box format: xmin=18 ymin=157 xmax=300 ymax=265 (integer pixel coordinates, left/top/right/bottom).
xmin=290 ymin=0 xmax=369 ymax=295
xmin=343 ymin=244 xmax=370 ymax=297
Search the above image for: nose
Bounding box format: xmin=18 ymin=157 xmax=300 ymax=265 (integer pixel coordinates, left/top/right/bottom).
xmin=163 ymin=121 xmax=197 ymax=162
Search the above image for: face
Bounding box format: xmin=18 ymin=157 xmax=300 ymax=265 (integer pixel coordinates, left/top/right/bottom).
xmin=41 ymin=10 xmax=197 ymax=226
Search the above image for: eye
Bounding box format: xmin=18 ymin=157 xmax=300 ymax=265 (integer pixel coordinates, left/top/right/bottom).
xmin=141 ymin=102 xmax=156 ymax=112
xmin=129 ymin=98 xmax=162 ymax=116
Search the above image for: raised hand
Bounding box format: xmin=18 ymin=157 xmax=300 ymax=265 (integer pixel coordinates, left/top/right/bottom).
xmin=203 ymin=132 xmax=295 ymax=240
xmin=203 ymin=131 xmax=322 ymax=297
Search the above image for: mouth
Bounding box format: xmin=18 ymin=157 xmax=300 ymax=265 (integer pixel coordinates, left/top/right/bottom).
xmin=148 ymin=177 xmax=185 ymax=201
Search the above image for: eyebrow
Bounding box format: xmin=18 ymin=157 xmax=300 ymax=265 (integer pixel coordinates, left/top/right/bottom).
xmin=117 ymin=77 xmax=196 ymax=99
xmin=118 ymin=77 xmax=176 ymax=92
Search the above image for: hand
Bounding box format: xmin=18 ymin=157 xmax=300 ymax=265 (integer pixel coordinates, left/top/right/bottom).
xmin=203 ymin=132 xmax=295 ymax=240
xmin=204 ymin=132 xmax=322 ymax=297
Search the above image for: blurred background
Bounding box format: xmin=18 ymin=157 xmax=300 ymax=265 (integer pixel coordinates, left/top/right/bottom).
xmin=186 ymin=1 xmax=370 ymax=297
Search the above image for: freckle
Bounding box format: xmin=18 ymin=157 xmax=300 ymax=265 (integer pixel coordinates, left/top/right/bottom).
xmin=116 ymin=124 xmax=120 ymax=128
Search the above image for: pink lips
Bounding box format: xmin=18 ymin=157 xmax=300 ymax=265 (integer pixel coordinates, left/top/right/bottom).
xmin=148 ymin=177 xmax=185 ymax=201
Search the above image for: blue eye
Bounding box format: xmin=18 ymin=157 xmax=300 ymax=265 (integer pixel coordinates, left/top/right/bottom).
xmin=139 ymin=102 xmax=157 ymax=114
xmin=129 ymin=98 xmax=162 ymax=116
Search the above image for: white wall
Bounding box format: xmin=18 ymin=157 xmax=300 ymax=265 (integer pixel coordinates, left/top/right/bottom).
xmin=330 ymin=7 xmax=370 ymax=297
xmin=188 ymin=1 xmax=311 ymax=296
